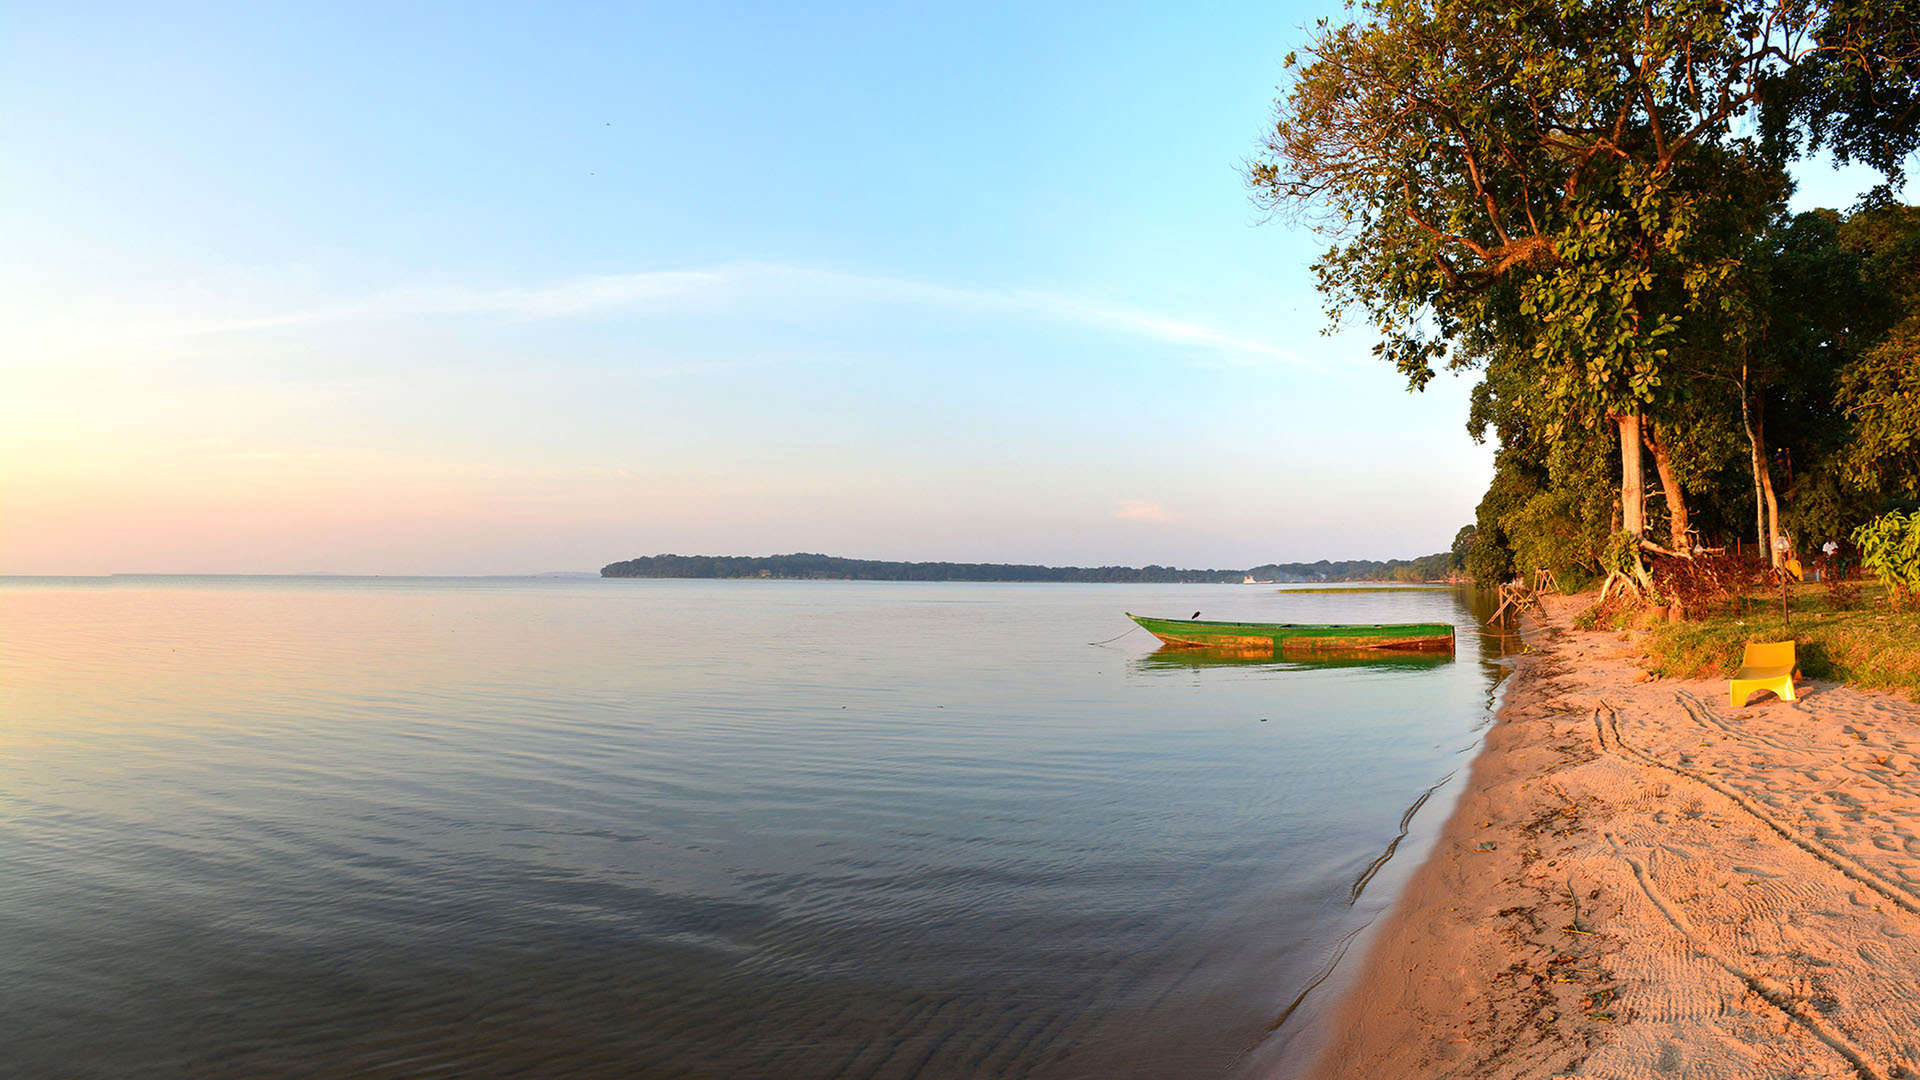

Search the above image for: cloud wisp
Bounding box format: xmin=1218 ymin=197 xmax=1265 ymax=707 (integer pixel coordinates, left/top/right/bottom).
xmin=1112 ymin=500 xmax=1174 ymax=524
xmin=25 ymin=263 xmax=1308 ymax=368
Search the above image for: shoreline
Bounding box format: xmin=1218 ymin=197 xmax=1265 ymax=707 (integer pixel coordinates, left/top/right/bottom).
xmin=1300 ymin=593 xmax=1920 ymax=1079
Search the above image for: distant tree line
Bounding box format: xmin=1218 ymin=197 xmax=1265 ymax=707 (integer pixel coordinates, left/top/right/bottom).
xmin=600 ymin=552 xmax=1457 ymax=583
xmin=1253 ymin=0 xmax=1920 ymax=592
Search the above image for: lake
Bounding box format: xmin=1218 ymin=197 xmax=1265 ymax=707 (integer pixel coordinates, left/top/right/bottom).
xmin=0 ymin=577 xmax=1508 ymax=1078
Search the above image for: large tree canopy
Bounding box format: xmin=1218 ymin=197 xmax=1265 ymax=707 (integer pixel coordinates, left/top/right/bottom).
xmin=1253 ymin=0 xmax=1809 ymax=401
xmin=1768 ymin=0 xmax=1920 ymax=185
xmin=1254 ymin=0 xmax=1920 ymax=588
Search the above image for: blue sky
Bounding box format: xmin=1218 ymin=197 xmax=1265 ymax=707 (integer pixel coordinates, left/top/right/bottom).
xmin=0 ymin=3 xmax=1897 ymax=574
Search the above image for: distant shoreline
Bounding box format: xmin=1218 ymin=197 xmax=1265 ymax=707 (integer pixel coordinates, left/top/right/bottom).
xmin=600 ymin=551 xmax=1458 ymax=584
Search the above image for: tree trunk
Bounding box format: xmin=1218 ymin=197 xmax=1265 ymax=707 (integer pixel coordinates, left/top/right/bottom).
xmin=1740 ymin=379 xmax=1765 ymax=556
xmin=1615 ymin=410 xmax=1654 ymax=592
xmin=1760 ymin=439 xmax=1782 ymax=567
xmin=1740 ymin=367 xmax=1782 ymax=568
xmin=1618 ymin=411 xmax=1644 ymax=539
xmin=1645 ymin=423 xmax=1691 ymax=553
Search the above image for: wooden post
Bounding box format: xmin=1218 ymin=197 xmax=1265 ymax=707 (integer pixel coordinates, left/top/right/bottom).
xmin=1773 ymin=536 xmax=1791 ymax=625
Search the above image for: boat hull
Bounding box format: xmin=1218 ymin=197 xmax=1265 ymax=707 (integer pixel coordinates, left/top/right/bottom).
xmin=1125 ymin=613 xmax=1454 ymax=655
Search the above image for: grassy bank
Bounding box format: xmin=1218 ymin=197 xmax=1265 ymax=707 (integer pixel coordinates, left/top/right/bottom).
xmin=1632 ymin=583 xmax=1920 ymax=702
xmin=1276 ymin=584 xmax=1453 ymax=593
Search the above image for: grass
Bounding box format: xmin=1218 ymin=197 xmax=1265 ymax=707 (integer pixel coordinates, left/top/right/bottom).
xmin=1638 ymin=582 xmax=1920 ymax=702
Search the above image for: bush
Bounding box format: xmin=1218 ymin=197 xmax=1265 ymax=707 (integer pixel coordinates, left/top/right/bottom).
xmin=1649 ymin=552 xmax=1765 ymax=617
xmin=1642 ymin=586 xmax=1920 ymax=701
xmin=1600 ymin=530 xmax=1639 ymax=581
xmin=1506 ymin=489 xmax=1605 ymax=590
xmin=1852 ymin=510 xmax=1920 ymax=607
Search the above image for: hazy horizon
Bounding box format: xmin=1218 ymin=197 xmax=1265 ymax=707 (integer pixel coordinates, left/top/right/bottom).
xmin=2 ymin=3 xmax=1893 ymax=575
xmin=0 ymin=545 xmax=1459 ymax=580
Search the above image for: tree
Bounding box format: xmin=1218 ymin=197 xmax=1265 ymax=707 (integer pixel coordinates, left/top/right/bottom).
xmin=1252 ymin=0 xmax=1824 ymax=589
xmin=1730 ymin=203 xmax=1920 ymax=547
xmin=1450 ymin=524 xmax=1477 ymax=572
xmin=1764 ymin=0 xmax=1920 ymax=189
xmin=1738 ymin=210 xmax=1862 ymax=561
xmin=1252 ymin=0 xmax=1920 ymax=592
xmin=1835 ymin=203 xmax=1920 ymax=502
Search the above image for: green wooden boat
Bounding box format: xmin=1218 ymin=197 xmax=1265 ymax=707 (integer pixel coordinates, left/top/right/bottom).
xmin=1126 ymin=613 xmax=1454 ymax=655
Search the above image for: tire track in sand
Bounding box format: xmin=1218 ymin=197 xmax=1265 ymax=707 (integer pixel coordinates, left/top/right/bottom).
xmin=1598 ymin=701 xmax=1920 ymax=916
xmin=1673 ymin=690 xmax=1920 ymax=803
xmin=1604 ymin=831 xmax=1890 ymax=1080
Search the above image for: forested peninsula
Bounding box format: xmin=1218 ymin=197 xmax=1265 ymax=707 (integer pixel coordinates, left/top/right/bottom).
xmin=600 ymin=551 xmax=1456 ymax=583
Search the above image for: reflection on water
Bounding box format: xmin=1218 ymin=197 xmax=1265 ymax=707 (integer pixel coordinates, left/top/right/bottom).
xmin=1134 ymin=646 xmax=1456 ymax=672
xmin=1 ymin=578 xmax=1509 ymax=1079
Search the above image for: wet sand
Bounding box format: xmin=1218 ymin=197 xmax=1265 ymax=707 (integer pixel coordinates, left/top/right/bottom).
xmin=1303 ymin=593 xmax=1920 ymax=1079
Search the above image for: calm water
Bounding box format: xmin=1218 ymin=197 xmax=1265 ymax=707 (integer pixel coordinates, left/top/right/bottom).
xmin=0 ymin=577 xmax=1508 ymax=1078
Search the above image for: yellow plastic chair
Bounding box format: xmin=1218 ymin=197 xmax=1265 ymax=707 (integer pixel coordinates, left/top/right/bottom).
xmin=1729 ymin=641 xmax=1797 ymax=708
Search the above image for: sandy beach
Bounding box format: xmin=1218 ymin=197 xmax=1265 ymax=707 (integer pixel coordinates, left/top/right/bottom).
xmin=1306 ymin=593 xmax=1920 ymax=1080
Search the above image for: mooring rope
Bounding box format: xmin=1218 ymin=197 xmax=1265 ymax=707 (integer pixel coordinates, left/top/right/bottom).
xmin=1087 ymin=624 xmax=1143 ymax=646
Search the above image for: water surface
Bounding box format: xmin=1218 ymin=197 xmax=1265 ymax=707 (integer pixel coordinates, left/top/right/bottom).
xmin=1 ymin=577 xmax=1507 ymax=1077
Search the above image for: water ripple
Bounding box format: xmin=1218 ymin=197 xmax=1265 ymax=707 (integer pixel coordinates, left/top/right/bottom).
xmin=1 ymin=577 xmax=1507 ymax=1078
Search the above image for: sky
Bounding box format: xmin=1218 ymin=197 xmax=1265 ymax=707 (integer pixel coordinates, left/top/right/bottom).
xmin=0 ymin=3 xmax=1899 ymax=575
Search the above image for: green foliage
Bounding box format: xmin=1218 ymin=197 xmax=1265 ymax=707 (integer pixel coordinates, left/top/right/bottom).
xmin=1251 ymin=0 xmax=1920 ymax=632
xmin=1643 ymin=583 xmax=1920 ymax=702
xmin=1851 ymin=510 xmax=1920 ymax=605
xmin=1253 ymin=0 xmax=1798 ymax=419
xmin=1464 ymin=450 xmax=1537 ymax=586
xmin=1506 ymin=491 xmax=1605 ymax=592
xmin=1601 ymin=531 xmax=1641 ymax=579
xmin=1763 ymin=1 xmax=1920 ymax=186
xmin=1464 ymin=428 xmax=1616 ymax=589
xmin=1449 ymin=525 xmax=1476 ymax=571
xmin=1390 ymin=552 xmax=1456 ymax=580
xmin=1828 ymin=207 xmax=1920 ymax=502
xmin=1835 ymin=323 xmax=1920 ymax=497
xmin=1759 ymin=204 xmax=1920 ymax=545
xmin=1780 ymin=461 xmax=1862 ymax=550
xmin=1465 ymin=534 xmax=1515 ymax=589
xmin=1247 ymin=554 xmax=1455 ymax=582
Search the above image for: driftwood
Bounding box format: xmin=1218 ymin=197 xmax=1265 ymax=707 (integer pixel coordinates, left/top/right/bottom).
xmin=1639 ymin=537 xmax=1690 ymax=558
